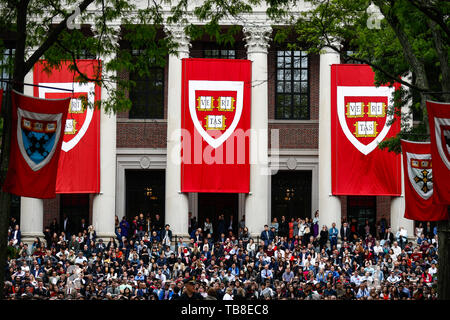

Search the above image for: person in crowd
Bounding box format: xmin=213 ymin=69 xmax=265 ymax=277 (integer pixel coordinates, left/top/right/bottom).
xmin=329 ymin=223 xmax=338 ymax=249
xmin=312 ymin=211 xmax=319 ymax=238
xmin=4 ymin=214 xmax=439 ymax=301
xmin=260 ymin=225 xmax=274 ymax=248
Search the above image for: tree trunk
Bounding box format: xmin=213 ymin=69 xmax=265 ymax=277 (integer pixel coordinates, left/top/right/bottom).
xmin=437 ymin=212 xmax=450 ymax=300
xmin=0 ymin=0 xmax=28 ymax=299
xmin=0 ymin=91 xmax=12 ymax=299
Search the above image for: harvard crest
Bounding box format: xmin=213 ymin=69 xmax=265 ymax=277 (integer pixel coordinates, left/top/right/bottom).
xmin=189 ymin=80 xmax=244 ymax=149
xmin=406 ymin=152 xmax=434 ymax=200
xmin=434 ymin=117 xmax=450 ymax=170
xmin=17 ymin=108 xmax=63 ymax=171
xmin=337 ymin=86 xmax=396 ymax=155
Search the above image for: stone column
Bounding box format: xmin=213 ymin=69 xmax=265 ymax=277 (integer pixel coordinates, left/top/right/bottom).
xmin=243 ymin=25 xmax=272 ymax=237
xmin=91 ymin=25 xmax=120 ymax=241
xmin=318 ymin=46 xmax=342 ymax=231
xmin=20 ymin=70 xmax=45 ymax=244
xmin=164 ymin=24 xmax=191 ymax=237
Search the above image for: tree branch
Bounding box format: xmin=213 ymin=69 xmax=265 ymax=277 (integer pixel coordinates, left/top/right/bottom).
xmin=22 ymin=0 xmax=95 ymax=79
xmin=55 ymin=39 xmax=102 ymax=83
xmin=428 ymin=19 xmax=450 ymax=102
xmin=373 ymin=0 xmax=430 ymax=91
xmin=408 ymin=0 xmax=450 ymax=39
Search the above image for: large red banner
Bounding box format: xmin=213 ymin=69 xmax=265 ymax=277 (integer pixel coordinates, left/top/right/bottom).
xmin=401 ymin=140 xmax=447 ymax=221
xmin=33 ymin=60 xmax=101 ymax=193
xmin=427 ymin=100 xmax=450 ymax=204
xmin=3 ymin=91 xmax=70 ymax=198
xmin=331 ymin=64 xmax=401 ymax=195
xmin=181 ymin=58 xmax=251 ymax=193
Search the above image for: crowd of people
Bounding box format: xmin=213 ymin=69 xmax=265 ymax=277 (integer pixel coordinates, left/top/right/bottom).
xmin=3 ymin=211 xmax=440 ymax=300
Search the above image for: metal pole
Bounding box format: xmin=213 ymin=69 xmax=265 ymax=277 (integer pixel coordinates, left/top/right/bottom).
xmin=0 ymin=79 xmax=74 ymax=92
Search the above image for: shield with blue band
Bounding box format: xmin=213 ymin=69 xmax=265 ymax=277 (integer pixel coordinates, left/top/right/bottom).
xmin=22 ymin=129 xmax=56 ymax=165
xmin=17 ymin=108 xmax=63 ymax=171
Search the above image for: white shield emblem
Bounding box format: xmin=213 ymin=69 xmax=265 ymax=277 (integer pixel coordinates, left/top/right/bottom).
xmin=406 ymin=152 xmax=434 ymax=200
xmin=17 ymin=108 xmax=63 ymax=171
xmin=189 ymin=80 xmax=244 ymax=149
xmin=434 ymin=117 xmax=450 ymax=170
xmin=38 ymin=82 xmax=95 ymax=152
xmin=337 ymin=86 xmax=395 ymax=155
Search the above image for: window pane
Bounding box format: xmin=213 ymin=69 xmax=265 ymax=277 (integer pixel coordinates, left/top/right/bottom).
xmin=293 ymin=94 xmax=301 ymax=107
xmin=277 ymin=70 xmax=284 ymax=80
xmin=275 ymin=49 xmax=309 ymax=120
xmin=277 ymin=82 xmax=284 ymax=93
xmin=301 ymin=95 xmax=308 ymax=107
xmin=284 ymin=82 xmax=291 ymax=93
xmin=301 ymin=57 xmax=308 ymax=68
xmin=285 ymin=70 xmax=291 ymax=80
xmin=129 ymin=67 xmax=164 ymax=119
xmin=285 ymin=56 xmax=291 ymax=68
xmin=301 ymin=82 xmax=308 ymax=93
xmin=277 ymin=57 xmax=284 ymax=68
xmin=301 ymin=70 xmax=308 ymax=81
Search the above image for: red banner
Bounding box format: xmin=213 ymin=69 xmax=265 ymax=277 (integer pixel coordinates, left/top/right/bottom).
xmin=181 ymin=58 xmax=251 ymax=193
xmin=3 ymin=91 xmax=70 ymax=198
xmin=427 ymin=100 xmax=450 ymax=204
xmin=401 ymin=140 xmax=447 ymax=221
xmin=33 ymin=60 xmax=101 ymax=193
xmin=331 ymin=64 xmax=401 ymax=195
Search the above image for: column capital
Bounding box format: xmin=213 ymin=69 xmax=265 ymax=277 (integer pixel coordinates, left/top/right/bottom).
xmin=243 ymin=25 xmax=272 ymax=55
xmin=164 ymin=24 xmax=191 ymax=55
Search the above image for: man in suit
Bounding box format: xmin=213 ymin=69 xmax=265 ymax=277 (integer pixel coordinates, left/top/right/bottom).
xmin=191 ymin=228 xmax=203 ymax=246
xmin=216 ymin=214 xmax=226 ymax=240
xmin=260 ymin=225 xmax=274 ymax=248
xmin=79 ymin=218 xmax=88 ymax=234
xmin=153 ymin=214 xmax=164 ymax=235
xmin=340 ymin=222 xmax=351 ymax=242
xmin=278 ymin=215 xmax=289 ymax=238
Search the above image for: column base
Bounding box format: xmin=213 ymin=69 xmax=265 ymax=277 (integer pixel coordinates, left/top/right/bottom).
xmin=95 ymin=232 xmax=117 ymax=243
xmin=21 ymin=232 xmax=45 ymax=245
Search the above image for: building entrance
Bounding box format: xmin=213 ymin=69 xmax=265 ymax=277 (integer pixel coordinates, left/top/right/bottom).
xmin=197 ymin=193 xmax=239 ymax=239
xmin=125 ymin=169 xmax=165 ymax=222
xmin=271 ymin=170 xmax=312 ymax=221
xmin=60 ymin=194 xmax=90 ymax=236
xmin=347 ymin=196 xmax=376 ymax=238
